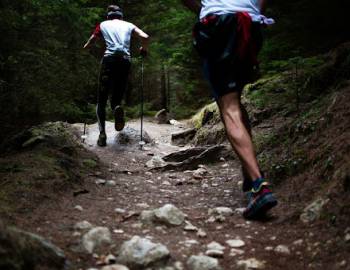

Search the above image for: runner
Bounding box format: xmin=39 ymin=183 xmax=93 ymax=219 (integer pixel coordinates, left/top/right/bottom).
xmin=84 ymin=5 xmax=149 ymax=147
xmin=182 ymin=0 xmax=277 ymax=219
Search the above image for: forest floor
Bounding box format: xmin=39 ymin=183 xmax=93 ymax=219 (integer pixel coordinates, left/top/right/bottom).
xmin=3 ymin=116 xmax=348 ymax=270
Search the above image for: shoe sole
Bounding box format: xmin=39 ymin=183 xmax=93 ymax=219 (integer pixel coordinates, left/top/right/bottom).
xmin=114 ymin=106 xmax=125 ymax=131
xmin=243 ymin=194 xmax=278 ymax=219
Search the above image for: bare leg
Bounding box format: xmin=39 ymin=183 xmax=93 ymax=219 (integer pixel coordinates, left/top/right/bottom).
xmin=217 ymin=92 xmax=261 ymax=181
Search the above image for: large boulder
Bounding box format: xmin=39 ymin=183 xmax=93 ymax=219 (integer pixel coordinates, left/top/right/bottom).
xmin=0 ymin=223 xmax=66 ymax=270
xmin=117 ymin=236 xmax=170 ymax=269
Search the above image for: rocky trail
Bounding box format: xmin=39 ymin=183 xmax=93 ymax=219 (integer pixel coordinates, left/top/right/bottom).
xmin=5 ymin=119 xmax=347 ymax=270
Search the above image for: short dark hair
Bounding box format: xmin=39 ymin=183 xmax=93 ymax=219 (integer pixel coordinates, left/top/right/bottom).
xmin=107 ymin=5 xmax=123 ymax=19
xmin=107 ymin=5 xmax=120 ymax=12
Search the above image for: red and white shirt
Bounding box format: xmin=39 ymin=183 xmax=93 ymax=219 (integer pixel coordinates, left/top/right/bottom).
xmin=93 ymin=19 xmax=136 ymax=57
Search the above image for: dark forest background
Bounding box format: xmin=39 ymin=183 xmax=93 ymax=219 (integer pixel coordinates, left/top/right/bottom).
xmin=0 ymin=0 xmax=349 ymax=143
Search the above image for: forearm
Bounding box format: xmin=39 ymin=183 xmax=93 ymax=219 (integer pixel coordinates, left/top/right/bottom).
xmin=182 ymin=0 xmax=201 ymax=14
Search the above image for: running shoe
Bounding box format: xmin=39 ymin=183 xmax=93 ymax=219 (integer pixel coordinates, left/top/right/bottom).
xmin=243 ymin=179 xmax=277 ymax=219
xmin=114 ymin=106 xmax=125 ymax=131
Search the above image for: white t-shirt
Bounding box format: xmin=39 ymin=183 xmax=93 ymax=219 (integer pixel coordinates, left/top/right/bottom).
xmin=200 ymin=0 xmax=262 ymax=22
xmin=96 ymin=19 xmax=136 ymax=57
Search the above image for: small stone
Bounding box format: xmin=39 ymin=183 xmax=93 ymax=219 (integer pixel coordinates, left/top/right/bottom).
xmin=162 ymin=181 xmax=171 ymax=186
xmin=95 ymin=179 xmax=106 ymax=185
xmin=117 ymin=236 xmax=170 ymax=268
xmin=115 ymin=208 xmax=126 ymax=214
xmin=74 ymin=205 xmax=83 ymax=211
xmin=221 ymin=163 xmax=229 ymax=168
xmin=264 ymin=246 xmax=273 ymax=251
xmin=82 ymin=227 xmax=112 ymax=253
xmin=136 ymin=203 xmax=150 ymax=209
xmin=113 ymin=229 xmax=124 ymax=234
xmin=154 ymin=204 xmax=185 ymax=226
xmin=146 ymin=156 xmax=166 ymax=168
xmin=205 ymin=249 xmax=224 ymax=258
xmin=183 ymin=239 xmax=199 ymax=247
xmin=197 ymin=229 xmax=207 ymax=238
xmin=207 ymin=241 xmax=226 ymax=251
xmin=229 ymin=248 xmax=245 ymax=257
xmin=184 ymin=221 xmax=198 ymax=231
xmin=293 ymin=239 xmax=303 ymax=246
xmin=237 ymin=258 xmax=265 ymax=269
xmin=234 ymin=208 xmax=245 ymax=215
xmin=274 ymin=245 xmax=290 ymax=255
xmin=74 ymin=221 xmax=93 ymax=231
xmin=339 ymin=260 xmax=347 ymax=267
xmin=187 ymin=255 xmax=222 ymax=270
xmin=208 ymin=207 xmax=233 ymax=217
xmin=145 ymin=171 xmax=153 ymax=176
xmin=345 ymin=233 xmax=350 ymax=242
xmin=104 ymin=254 xmax=117 ymax=264
xmin=101 ymin=265 xmax=130 ymax=270
xmin=226 ymin=239 xmax=245 ymax=248
xmin=270 ymin=236 xmax=277 ymax=241
xmin=106 ymin=180 xmax=117 ymax=186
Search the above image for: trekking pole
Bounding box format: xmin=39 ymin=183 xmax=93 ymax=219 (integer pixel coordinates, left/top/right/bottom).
xmin=139 ymin=56 xmax=146 ymax=150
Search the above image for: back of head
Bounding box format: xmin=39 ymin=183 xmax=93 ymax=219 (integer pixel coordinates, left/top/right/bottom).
xmin=107 ymin=5 xmax=124 ymax=20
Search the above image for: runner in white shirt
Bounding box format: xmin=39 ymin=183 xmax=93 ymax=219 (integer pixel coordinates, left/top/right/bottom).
xmin=183 ymin=0 xmax=277 ymax=220
xmin=84 ymin=5 xmax=149 ymax=147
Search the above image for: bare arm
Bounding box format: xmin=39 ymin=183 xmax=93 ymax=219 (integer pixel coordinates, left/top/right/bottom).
xmin=181 ymin=0 xmax=201 ymax=14
xmin=133 ymin=26 xmax=150 ymax=52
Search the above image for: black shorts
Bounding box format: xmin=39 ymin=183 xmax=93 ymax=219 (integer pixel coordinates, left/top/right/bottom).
xmin=193 ymin=13 xmax=263 ymax=99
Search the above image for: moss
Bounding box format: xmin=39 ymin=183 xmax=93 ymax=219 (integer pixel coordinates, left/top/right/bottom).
xmin=82 ymin=158 xmax=98 ymax=169
xmin=191 ymin=102 xmax=219 ymax=129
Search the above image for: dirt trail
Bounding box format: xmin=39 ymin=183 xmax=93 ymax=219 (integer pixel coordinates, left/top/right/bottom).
xmin=19 ymin=119 xmax=321 ymax=270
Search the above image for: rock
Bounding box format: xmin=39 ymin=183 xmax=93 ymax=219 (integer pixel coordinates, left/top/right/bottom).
xmin=140 ymin=210 xmax=156 ymax=225
xmin=229 ymin=248 xmax=245 ymax=256
xmin=117 ymin=236 xmax=170 ymax=268
xmin=74 ymin=205 xmax=83 ymax=211
xmin=0 ymin=223 xmax=66 ymax=270
xmin=153 ymin=204 xmax=185 ymax=226
xmin=197 ymin=229 xmax=207 ymax=238
xmin=163 ymin=147 xmax=210 ymax=162
xmin=184 ymin=221 xmax=198 ymax=231
xmin=104 ymin=254 xmax=117 ymax=265
xmin=82 ymin=227 xmax=112 ymax=253
xmin=193 ymin=168 xmax=208 ymax=180
xmin=264 ymin=246 xmax=273 ymax=251
xmin=236 ymin=258 xmax=265 ymax=269
xmin=115 ymin=208 xmax=127 ymax=214
xmin=101 ymin=265 xmax=130 ymax=270
xmin=74 ymin=221 xmax=93 ymax=231
xmin=146 ymin=156 xmax=167 ymax=168
xmin=115 ymin=126 xmax=152 ymax=145
xmin=187 ymin=255 xmax=222 ymax=270
xmin=106 ymin=180 xmax=117 ymax=186
xmin=171 ymin=128 xmax=197 ymax=145
xmin=300 ymin=198 xmax=329 ymax=223
xmin=155 ymin=109 xmax=170 ymax=124
xmin=205 ymin=249 xmax=224 ymax=258
xmin=293 ymin=239 xmax=303 ymax=246
xmin=207 ymin=241 xmax=226 ymax=251
xmin=226 ymin=239 xmax=245 ymax=248
xmin=157 ymin=145 xmax=228 ymax=171
xmin=208 ymin=207 xmax=233 ymax=217
xmin=234 ymin=208 xmax=245 ymax=215
xmin=96 ymin=179 xmax=107 ymax=185
xmin=274 ymin=245 xmax=290 ymax=255
xmin=345 ymin=233 xmax=350 ymax=242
